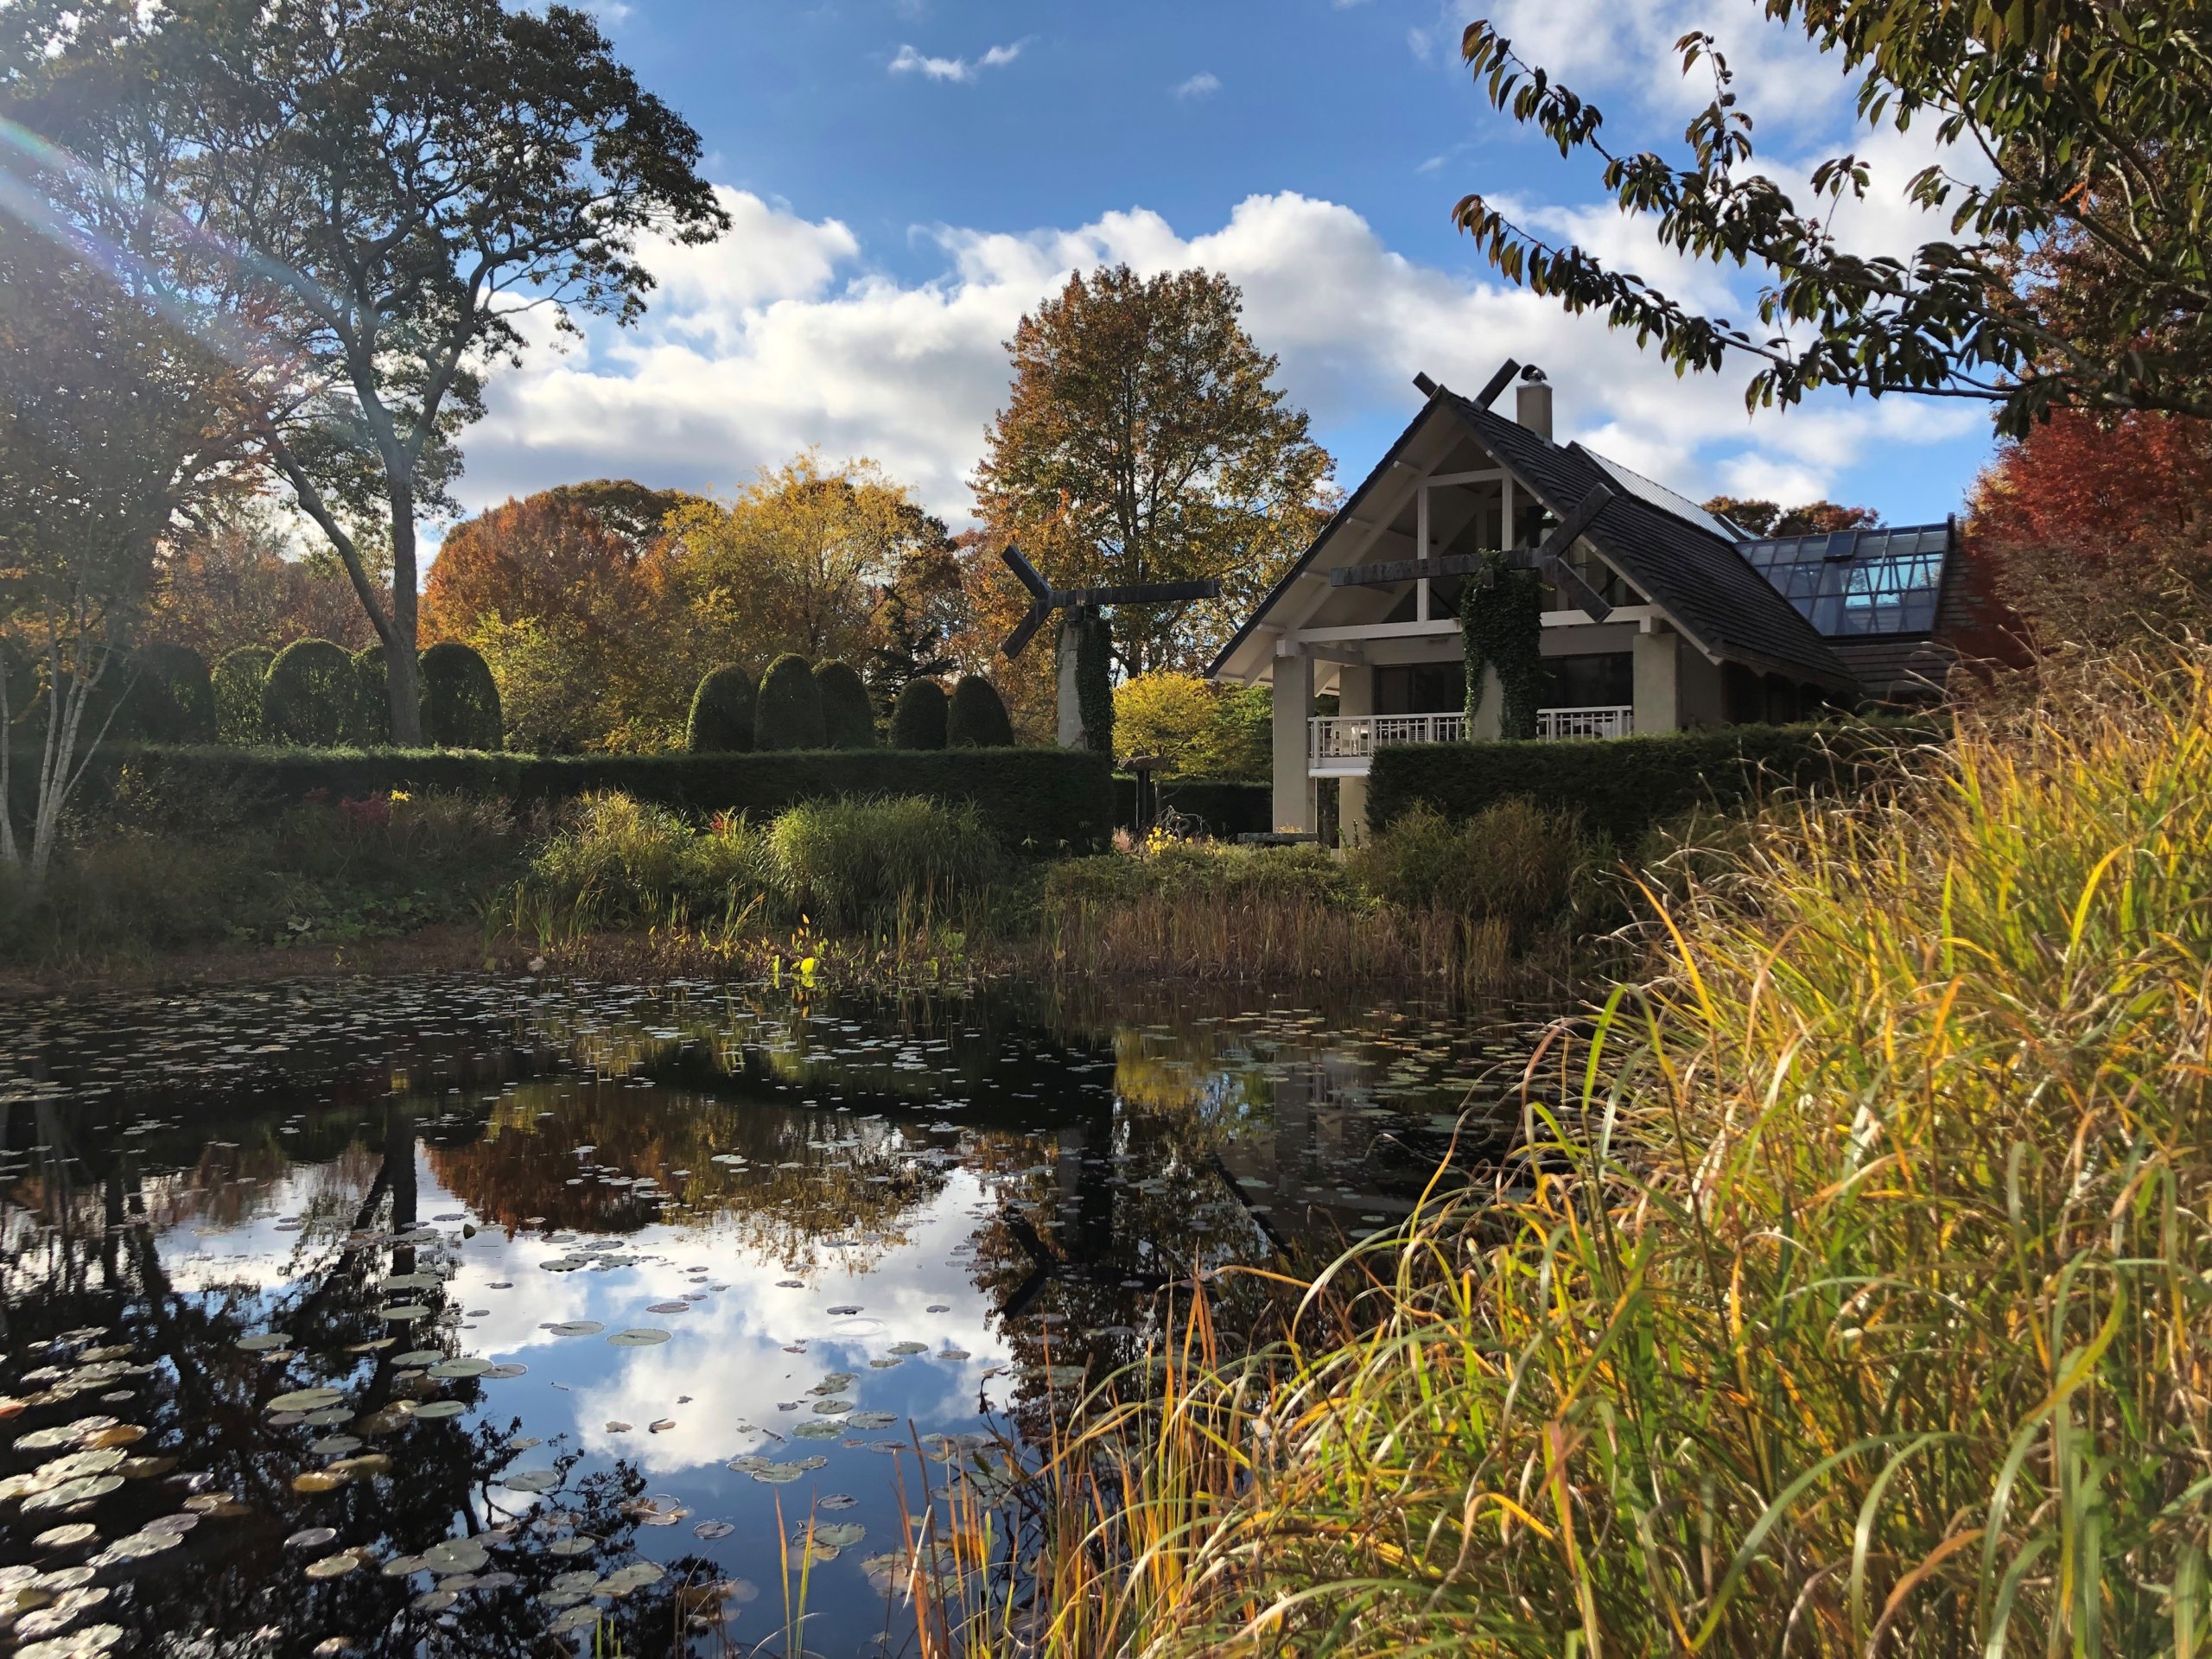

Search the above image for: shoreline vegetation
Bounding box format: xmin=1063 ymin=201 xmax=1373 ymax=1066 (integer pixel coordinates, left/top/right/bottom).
xmin=899 ymin=646 xmax=2212 ymax=1657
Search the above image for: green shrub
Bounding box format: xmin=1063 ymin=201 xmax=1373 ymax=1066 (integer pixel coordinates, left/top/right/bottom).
xmin=768 ymin=794 xmax=999 ymax=930
xmin=889 ymin=678 xmax=948 ymax=750
xmin=754 ymin=654 xmax=825 ymax=751
xmin=815 ymin=661 xmax=876 ymax=749
xmin=54 ymin=744 xmax=1116 ymax=854
xmin=529 ymin=791 xmax=773 ymax=928
xmin=686 ymin=665 xmax=758 ymax=753
xmin=1046 ymin=839 xmax=1357 ymax=910
xmin=419 ymin=640 xmax=503 ymax=749
xmin=946 ymin=674 xmax=1014 ymax=747
xmin=130 ymin=644 xmax=216 ymax=743
xmin=1351 ymin=798 xmax=1612 ymax=946
xmin=1367 ymin=718 xmax=1938 ymax=846
xmin=351 ymin=644 xmax=421 ymax=743
xmin=212 ymin=647 xmax=274 ymax=745
xmin=261 ymin=639 xmax=365 ymax=747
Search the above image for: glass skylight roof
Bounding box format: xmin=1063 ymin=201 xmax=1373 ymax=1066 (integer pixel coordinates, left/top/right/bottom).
xmin=1738 ymin=524 xmax=1952 ymax=638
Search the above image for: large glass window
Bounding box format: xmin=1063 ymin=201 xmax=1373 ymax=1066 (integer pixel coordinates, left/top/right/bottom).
xmin=1375 ymin=662 xmax=1465 ymax=715
xmin=1542 ymin=652 xmax=1633 ymax=709
xmin=1738 ymin=524 xmax=1950 ymax=637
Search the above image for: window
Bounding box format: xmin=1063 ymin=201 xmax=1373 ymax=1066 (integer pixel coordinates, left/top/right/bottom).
xmin=1739 ymin=524 xmax=1951 ymax=638
xmin=1543 ymin=652 xmax=1633 ymax=709
xmin=1375 ymin=662 xmax=1465 ymax=715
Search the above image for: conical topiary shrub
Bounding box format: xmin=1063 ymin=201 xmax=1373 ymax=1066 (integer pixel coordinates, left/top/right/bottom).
xmin=753 ymin=653 xmax=826 ymax=750
xmin=687 ymin=664 xmax=758 ymax=753
xmin=815 ymin=660 xmax=876 ymax=749
xmin=420 ymin=640 xmax=503 ymax=749
xmin=213 ymin=646 xmax=275 ymax=745
xmin=263 ymin=639 xmax=367 ymax=747
xmin=888 ymin=678 xmax=948 ymax=750
xmin=130 ymin=643 xmax=216 ymax=743
xmin=945 ymin=673 xmax=1014 ymax=747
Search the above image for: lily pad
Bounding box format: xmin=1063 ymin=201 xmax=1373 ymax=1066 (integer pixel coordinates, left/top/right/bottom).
xmin=425 ymin=1358 xmax=491 ymax=1380
xmin=303 ymin=1551 xmax=360 ymax=1579
xmin=285 ymin=1528 xmax=339 ymax=1550
xmin=501 ymin=1470 xmax=560 ymax=1494
xmin=32 ymin=1523 xmax=98 ymax=1550
xmin=791 ymin=1421 xmax=842 ymax=1440
xmin=411 ymin=1400 xmax=466 ymax=1420
xmin=886 ymin=1342 xmax=928 ymax=1357
xmin=235 ymin=1334 xmax=290 ymax=1353
xmin=265 ymin=1389 xmax=345 ymax=1414
xmin=379 ymin=1304 xmax=432 ymax=1324
xmin=546 ymin=1322 xmax=602 ymax=1338
xmin=606 ymin=1329 xmax=671 ymax=1348
xmin=692 ymin=1520 xmax=734 ymax=1541
xmin=599 ymin=1560 xmax=664 ymax=1596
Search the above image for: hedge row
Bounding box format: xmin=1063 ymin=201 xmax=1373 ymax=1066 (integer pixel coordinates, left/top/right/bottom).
xmin=49 ymin=743 xmax=1116 ymax=854
xmin=1113 ymin=776 xmax=1272 ymax=839
xmin=1367 ymin=718 xmax=1944 ymax=847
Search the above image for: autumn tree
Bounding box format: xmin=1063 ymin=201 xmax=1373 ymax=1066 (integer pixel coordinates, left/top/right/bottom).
xmin=1967 ymin=411 xmax=2212 ymax=647
xmin=145 ymin=507 xmax=385 ymax=657
xmin=0 ymin=232 xmax=251 ymax=889
xmin=5 ymin=0 xmax=728 ymax=745
xmin=1700 ymin=497 xmax=1882 ymax=538
xmin=670 ymin=454 xmax=957 ymax=672
xmin=974 ymin=265 xmax=1334 ymax=676
xmin=423 ymin=482 xmax=699 ymax=753
xmin=1452 ymin=3 xmax=2212 ymax=433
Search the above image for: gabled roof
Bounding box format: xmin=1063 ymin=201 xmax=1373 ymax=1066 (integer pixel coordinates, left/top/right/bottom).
xmin=1207 ymin=388 xmax=1859 ymax=689
xmin=1441 ymin=394 xmax=1858 ymax=688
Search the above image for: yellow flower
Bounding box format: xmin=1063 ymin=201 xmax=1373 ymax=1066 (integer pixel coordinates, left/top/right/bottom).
xmin=389 ymin=789 xmax=411 ymax=804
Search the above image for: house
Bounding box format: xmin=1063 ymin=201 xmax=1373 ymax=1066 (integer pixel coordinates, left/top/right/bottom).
xmin=1206 ymin=365 xmax=1980 ymax=839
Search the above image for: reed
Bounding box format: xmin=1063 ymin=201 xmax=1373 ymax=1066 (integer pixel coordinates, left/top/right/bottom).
xmin=923 ymin=647 xmax=2212 ymax=1658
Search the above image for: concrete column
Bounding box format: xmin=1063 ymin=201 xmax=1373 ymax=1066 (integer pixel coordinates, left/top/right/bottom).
xmin=1056 ymin=623 xmax=1084 ymax=748
xmin=1468 ymin=665 xmax=1503 ymax=741
xmin=1632 ymin=630 xmax=1679 ymax=734
xmin=1271 ymin=652 xmax=1314 ymax=833
xmin=1337 ymin=664 xmax=1372 ymax=842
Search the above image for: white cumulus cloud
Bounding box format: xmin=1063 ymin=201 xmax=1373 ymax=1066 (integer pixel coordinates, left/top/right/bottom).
xmin=1175 ymin=72 xmax=1222 ymax=99
xmin=460 ymin=181 xmax=1982 ymax=537
xmin=888 ymin=39 xmax=1025 ymax=83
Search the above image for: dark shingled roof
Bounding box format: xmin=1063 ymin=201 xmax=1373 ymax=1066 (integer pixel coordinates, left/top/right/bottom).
xmin=1440 ymin=394 xmax=1858 ymax=689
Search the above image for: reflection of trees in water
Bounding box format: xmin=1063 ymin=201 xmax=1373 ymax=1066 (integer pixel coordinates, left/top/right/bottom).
xmin=424 ymin=1084 xmax=949 ymax=1274
xmin=0 ymin=1107 xmax=733 ymax=1657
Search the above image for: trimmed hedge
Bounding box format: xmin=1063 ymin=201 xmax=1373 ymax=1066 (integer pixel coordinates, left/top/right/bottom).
xmin=261 ymin=639 xmax=365 ymax=747
xmin=686 ymin=665 xmax=757 ymax=753
xmin=48 ymin=743 xmax=1116 ymax=853
xmin=1114 ymin=775 xmax=1272 ymax=839
xmin=212 ymin=647 xmax=275 ymax=745
xmin=420 ymin=641 xmax=503 ymax=749
xmin=889 ymin=679 xmax=948 ymax=750
xmin=815 ymin=661 xmax=876 ymax=749
xmin=132 ymin=645 xmax=216 ymax=744
xmin=946 ymin=674 xmax=1014 ymax=747
xmin=755 ymin=653 xmax=825 ymax=751
xmin=1368 ymin=718 xmax=1942 ymax=847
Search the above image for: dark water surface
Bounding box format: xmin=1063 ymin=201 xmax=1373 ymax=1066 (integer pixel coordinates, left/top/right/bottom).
xmin=0 ymin=975 xmax=1527 ymax=1658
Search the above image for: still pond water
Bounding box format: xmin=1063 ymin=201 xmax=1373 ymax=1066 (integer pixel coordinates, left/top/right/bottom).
xmin=0 ymin=975 xmax=1528 ymax=1658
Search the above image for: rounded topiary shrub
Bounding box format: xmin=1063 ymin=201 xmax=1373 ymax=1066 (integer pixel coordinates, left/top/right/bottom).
xmin=687 ymin=664 xmax=759 ymax=753
xmin=420 ymin=640 xmax=503 ymax=750
xmin=815 ymin=660 xmax=876 ymax=749
xmin=888 ymin=678 xmax=949 ymax=750
xmin=351 ymin=644 xmax=415 ymax=744
xmin=946 ymin=674 xmax=1014 ymax=748
xmin=262 ymin=639 xmax=366 ymax=747
xmin=130 ymin=643 xmax=217 ymax=743
xmin=213 ymin=646 xmax=275 ymax=745
xmin=753 ymin=653 xmax=826 ymax=750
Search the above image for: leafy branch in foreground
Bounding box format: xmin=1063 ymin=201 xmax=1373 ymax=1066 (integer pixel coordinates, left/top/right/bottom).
xmin=1452 ymin=1 xmax=2212 ymax=433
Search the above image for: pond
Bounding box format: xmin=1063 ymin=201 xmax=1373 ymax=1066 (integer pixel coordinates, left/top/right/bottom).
xmin=0 ymin=975 xmax=1531 ymax=1658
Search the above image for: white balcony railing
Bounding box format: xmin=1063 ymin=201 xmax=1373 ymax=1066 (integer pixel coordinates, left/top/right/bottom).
xmin=1535 ymin=704 xmax=1634 ymax=741
xmin=1310 ymin=705 xmax=1633 ymax=771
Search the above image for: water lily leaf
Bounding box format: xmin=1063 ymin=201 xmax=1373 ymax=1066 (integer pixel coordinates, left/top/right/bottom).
xmin=292 ymin=1471 xmax=349 ymax=1494
xmin=393 ymin=1351 xmax=442 ymax=1366
xmin=482 ymin=1364 xmax=527 ymax=1380
xmin=425 ymin=1358 xmax=491 ymax=1380
xmin=546 ymin=1322 xmax=602 ymax=1338
xmin=887 ymin=1342 xmax=928 ymax=1357
xmin=747 ymin=1464 xmax=804 ymax=1484
xmin=285 ymin=1528 xmax=339 ymax=1550
xmin=379 ymin=1304 xmax=431 ymax=1324
xmin=31 ymin=1524 xmax=98 ymax=1550
xmin=606 ymin=1329 xmax=671 ymax=1347
xmin=791 ymin=1421 xmax=841 ymax=1440
xmin=645 ymin=1302 xmax=690 ymax=1315
xmin=692 ymin=1520 xmax=733 ymax=1540
xmin=547 ymin=1535 xmax=596 ymax=1557
xmin=599 ymin=1560 xmax=664 ymax=1596
xmin=848 ymin=1411 xmax=898 ymax=1429
xmin=22 ymin=1475 xmax=124 ymax=1512
xmin=235 ymin=1335 xmax=290 ymax=1353
xmin=327 ymin=1454 xmax=391 ymax=1480
xmin=502 ymin=1470 xmax=560 ymax=1494
xmin=302 ymin=1551 xmax=360 ymax=1579
xmin=411 ymin=1401 xmax=466 ymax=1420
xmin=423 ymin=1537 xmax=489 ymax=1574
xmin=810 ymin=1399 xmax=852 ymax=1415
xmin=265 ymin=1389 xmax=344 ymax=1414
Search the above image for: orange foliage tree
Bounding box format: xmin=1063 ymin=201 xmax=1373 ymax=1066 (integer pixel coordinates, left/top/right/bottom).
xmin=1967 ymin=411 xmax=2212 ymax=646
xmin=145 ymin=513 xmax=383 ymax=657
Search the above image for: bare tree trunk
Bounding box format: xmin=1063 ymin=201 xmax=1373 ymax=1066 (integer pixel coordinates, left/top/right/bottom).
xmin=387 ymin=471 xmax=423 ymax=747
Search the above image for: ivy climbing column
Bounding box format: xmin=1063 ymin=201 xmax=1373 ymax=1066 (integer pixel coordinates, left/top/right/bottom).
xmin=1460 ymin=547 xmax=1547 ymax=741
xmin=1056 ymin=609 xmax=1116 ymax=754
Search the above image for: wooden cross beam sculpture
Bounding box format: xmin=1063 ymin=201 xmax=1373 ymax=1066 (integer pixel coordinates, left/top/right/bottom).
xmin=1327 ymin=481 xmax=1621 ymax=622
xmin=997 ymin=545 xmax=1223 ymax=750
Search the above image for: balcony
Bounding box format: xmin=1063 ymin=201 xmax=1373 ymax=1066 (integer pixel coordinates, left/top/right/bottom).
xmin=1309 ymin=704 xmax=1632 ymax=774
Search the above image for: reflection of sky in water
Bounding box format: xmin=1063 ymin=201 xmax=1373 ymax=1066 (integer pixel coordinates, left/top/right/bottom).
xmin=0 ymin=978 xmax=1522 ymax=1656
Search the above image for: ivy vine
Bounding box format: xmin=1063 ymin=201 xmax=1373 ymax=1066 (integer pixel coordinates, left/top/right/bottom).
xmin=1460 ymin=550 xmax=1546 ymax=741
xmin=1065 ymin=609 xmax=1116 ymax=754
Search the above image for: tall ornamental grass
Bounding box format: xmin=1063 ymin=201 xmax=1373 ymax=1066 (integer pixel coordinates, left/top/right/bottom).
xmin=951 ymin=650 xmax=2212 ymax=1659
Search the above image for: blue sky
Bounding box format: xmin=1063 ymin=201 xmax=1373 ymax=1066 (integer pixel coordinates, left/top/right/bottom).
xmin=461 ymin=0 xmax=1997 ymax=532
